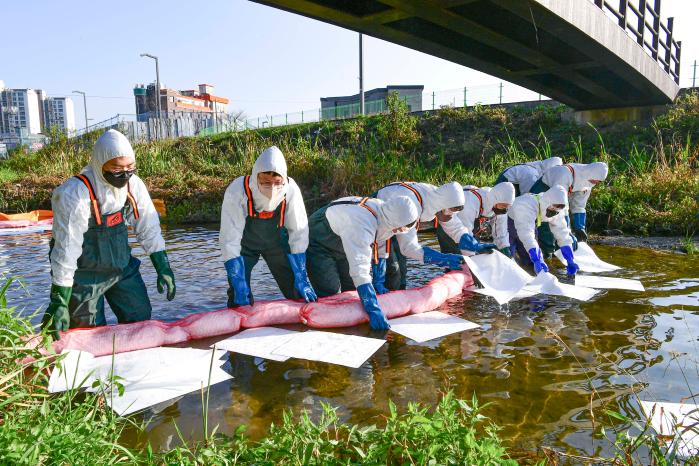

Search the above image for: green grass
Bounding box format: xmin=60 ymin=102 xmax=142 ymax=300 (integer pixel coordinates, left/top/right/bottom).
xmin=1 ymin=92 xmax=698 ymax=234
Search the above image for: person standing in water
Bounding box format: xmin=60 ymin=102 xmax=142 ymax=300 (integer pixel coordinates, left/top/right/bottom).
xmin=220 ymin=146 xmax=316 ymax=307
xmin=42 ymin=129 xmax=175 ymax=339
xmin=306 ymin=196 xmax=419 ymax=331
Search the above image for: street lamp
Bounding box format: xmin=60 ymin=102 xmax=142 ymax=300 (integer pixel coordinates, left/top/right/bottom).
xmin=139 ymin=53 xmax=162 ymax=122
xmin=72 ymin=90 xmax=88 ymax=134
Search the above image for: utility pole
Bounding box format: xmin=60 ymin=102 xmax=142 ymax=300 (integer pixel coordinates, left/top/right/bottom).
xmin=72 ymin=90 xmax=88 ymax=134
xmin=693 ymin=59 xmax=697 ymax=88
xmin=140 ymin=53 xmax=161 ymax=139
xmin=499 ymin=82 xmax=503 ymax=104
xmin=359 ymin=33 xmax=365 ymax=116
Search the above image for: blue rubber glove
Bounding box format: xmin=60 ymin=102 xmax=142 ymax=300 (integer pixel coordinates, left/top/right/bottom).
xmin=528 ymin=247 xmax=549 ymax=274
xmin=572 ymin=212 xmax=588 ymax=242
xmin=560 ymin=245 xmax=579 ymax=276
xmin=458 ymin=233 xmax=497 ymax=253
xmin=371 ymin=258 xmax=390 ymax=295
xmin=357 ymin=283 xmax=390 ymax=331
xmin=422 ymin=247 xmax=464 ymax=270
xmin=287 ymin=253 xmax=318 ymax=302
xmin=224 ymin=257 xmax=251 ymax=306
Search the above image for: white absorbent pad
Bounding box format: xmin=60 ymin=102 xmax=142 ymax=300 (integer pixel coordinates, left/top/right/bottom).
xmin=465 ymin=251 xmax=533 ymax=305
xmin=388 ymin=311 xmax=480 ymax=343
xmin=555 ymin=242 xmax=621 ymax=273
xmin=48 ymin=347 xmax=231 ymax=416
xmin=521 ymin=272 xmax=599 ymax=301
xmin=270 ymin=330 xmax=385 ymax=368
xmin=212 ymin=327 xmax=299 ymax=361
xmin=575 ymin=274 xmax=644 ymax=291
xmin=639 ymin=400 xmax=699 ymax=459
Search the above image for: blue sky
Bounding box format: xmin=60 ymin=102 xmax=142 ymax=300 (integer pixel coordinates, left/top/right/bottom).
xmin=2 ymin=0 xmax=697 ymax=126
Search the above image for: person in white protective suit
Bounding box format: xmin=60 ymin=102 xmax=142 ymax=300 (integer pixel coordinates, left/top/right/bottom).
xmin=507 ymin=185 xmax=579 ymax=276
xmin=529 ymin=162 xmax=609 ymax=255
xmin=437 ymin=182 xmax=516 ymax=258
xmin=306 ymin=196 xmax=419 ymax=331
xmin=495 ymin=157 xmax=563 ymax=195
xmin=41 ymin=129 xmax=175 ymax=339
xmin=220 ymin=146 xmax=316 ymax=307
xmin=374 ymin=181 xmax=467 ymax=291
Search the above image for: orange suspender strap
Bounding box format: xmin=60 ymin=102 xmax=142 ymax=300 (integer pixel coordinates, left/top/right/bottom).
xmin=126 ymin=182 xmax=140 ymax=220
xmin=468 ymin=189 xmax=484 ymax=217
xmin=278 ymin=199 xmax=286 ymax=228
xmin=74 ymin=174 xmax=102 ymax=226
xmin=357 ymin=197 xmax=381 ymax=265
xmin=390 ymin=182 xmax=424 ymax=231
xmin=243 ymin=175 xmax=255 ymax=217
xmin=564 ymin=164 xmax=575 ymax=194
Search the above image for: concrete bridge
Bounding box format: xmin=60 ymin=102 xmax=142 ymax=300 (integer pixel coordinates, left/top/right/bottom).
xmin=250 ymin=0 xmax=681 ymax=110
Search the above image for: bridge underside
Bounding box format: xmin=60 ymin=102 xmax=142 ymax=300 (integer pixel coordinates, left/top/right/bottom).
xmin=251 ymin=0 xmax=680 ymax=110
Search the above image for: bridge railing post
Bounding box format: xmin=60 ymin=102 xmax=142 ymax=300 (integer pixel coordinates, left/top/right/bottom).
xmin=618 ymin=0 xmax=628 ymax=28
xmin=674 ymin=40 xmax=681 ymax=84
xmin=637 ymin=0 xmax=646 ymax=46
xmin=664 ymin=17 xmax=673 ymax=73
xmin=651 ymin=0 xmax=661 ymax=59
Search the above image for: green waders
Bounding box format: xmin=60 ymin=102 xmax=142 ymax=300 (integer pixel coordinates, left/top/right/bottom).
xmin=528 ymin=178 xmax=557 ymax=257
xmin=306 ymin=206 xmax=355 ymax=297
xmin=58 ymin=202 xmax=152 ymax=328
xmin=227 ymin=202 xmax=297 ymax=307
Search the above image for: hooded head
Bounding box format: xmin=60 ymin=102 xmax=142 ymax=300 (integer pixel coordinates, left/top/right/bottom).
xmin=378 ymin=196 xmax=419 ymax=234
xmin=250 ymin=146 xmax=289 ymax=212
xmin=575 ymin=162 xmax=608 ymax=190
xmin=429 ymin=182 xmax=465 ymax=222
xmin=484 ymin=182 xmax=515 ymax=215
xmin=539 ymin=185 xmax=568 ymax=218
xmin=527 ymin=156 xmax=563 ymax=176
xmin=91 ymin=129 xmax=135 ymax=187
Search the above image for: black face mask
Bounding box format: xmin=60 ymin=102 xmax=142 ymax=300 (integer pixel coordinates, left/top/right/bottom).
xmin=492 ymin=207 xmax=508 ymax=215
xmin=545 ymin=208 xmax=559 ymax=218
xmin=103 ymin=170 xmax=135 ymax=188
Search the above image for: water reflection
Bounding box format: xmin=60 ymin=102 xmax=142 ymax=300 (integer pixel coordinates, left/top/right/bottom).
xmin=2 ymin=227 xmax=698 ymax=457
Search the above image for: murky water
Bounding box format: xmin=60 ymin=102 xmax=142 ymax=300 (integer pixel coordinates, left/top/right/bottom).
xmin=3 ymin=226 xmax=698 ymax=457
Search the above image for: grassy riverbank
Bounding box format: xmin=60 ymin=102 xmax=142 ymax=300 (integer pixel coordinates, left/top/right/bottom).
xmin=1 ymin=93 xmax=698 ymax=236
xmin=0 ymin=281 xmax=518 ymax=465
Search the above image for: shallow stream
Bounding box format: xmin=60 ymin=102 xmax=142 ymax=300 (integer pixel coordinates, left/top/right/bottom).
xmin=3 ymin=225 xmax=698 ymax=457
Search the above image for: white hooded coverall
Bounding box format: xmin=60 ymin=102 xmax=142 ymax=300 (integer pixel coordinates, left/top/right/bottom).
xmin=538 ymin=162 xmax=609 ymax=214
xmin=500 ymin=157 xmax=563 ymax=194
xmin=50 ymin=129 xmax=165 ymax=287
xmin=440 ymin=183 xmax=516 ymax=255
xmin=508 ymin=185 xmax=573 ymax=254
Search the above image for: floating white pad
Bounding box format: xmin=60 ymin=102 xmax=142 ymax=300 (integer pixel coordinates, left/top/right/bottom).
xmin=271 ymin=331 xmax=385 ymax=368
xmin=0 ymin=224 xmax=52 ymax=235
xmin=465 ymin=251 xmax=533 ymax=305
xmin=48 ymin=347 xmax=231 ymax=416
xmin=212 ymin=327 xmax=299 ymax=361
xmin=555 ymin=242 xmax=621 ymax=273
xmin=522 ymin=272 xmax=599 ymax=301
xmin=575 ymin=274 xmax=644 ymax=291
xmin=639 ymin=400 xmax=699 ymax=458
xmin=388 ymin=311 xmax=480 ymax=343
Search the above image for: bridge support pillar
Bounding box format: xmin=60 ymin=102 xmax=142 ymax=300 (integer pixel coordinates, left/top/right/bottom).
xmin=565 ymin=105 xmax=668 ymax=125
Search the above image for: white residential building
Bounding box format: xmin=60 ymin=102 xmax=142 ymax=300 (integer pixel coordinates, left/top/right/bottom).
xmin=44 ymin=97 xmax=76 ymax=134
xmin=0 ymin=87 xmax=43 ymax=135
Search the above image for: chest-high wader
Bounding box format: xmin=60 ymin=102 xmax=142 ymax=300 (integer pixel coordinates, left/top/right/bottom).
xmin=436 ymin=189 xmax=491 ymax=255
xmin=228 ymin=175 xmax=296 ymax=307
xmin=306 ymin=197 xmax=390 ymax=297
xmin=55 ymin=174 xmax=152 ymax=328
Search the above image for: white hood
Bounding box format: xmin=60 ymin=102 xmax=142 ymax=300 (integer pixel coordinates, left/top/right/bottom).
xmin=573 ymin=162 xmax=608 ymax=191
xmin=82 ymin=129 xmax=135 ymax=213
xmin=425 ymin=182 xmax=465 ymax=214
xmin=538 ymin=184 xmax=568 ymax=216
xmin=377 ymin=195 xmax=419 ymax=231
xmin=484 ymin=182 xmax=515 ymax=214
xmin=250 ymin=146 xmax=289 ymax=212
